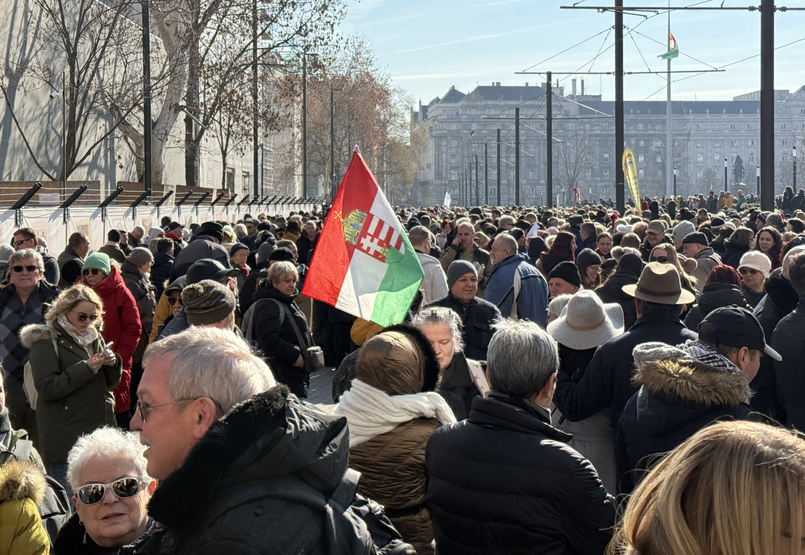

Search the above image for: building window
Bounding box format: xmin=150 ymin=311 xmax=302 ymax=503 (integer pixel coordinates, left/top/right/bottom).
xmin=450 ymin=170 xmax=457 ymax=180
xmin=450 ymin=140 xmax=457 ymax=147
xmin=656 ymin=154 xmax=662 ymax=163
xmin=529 ymin=171 xmax=536 ymax=180
xmin=638 ymin=169 xmax=644 ymax=178
xmin=637 ymin=124 xmax=644 ymax=131
xmin=602 ymin=124 xmax=609 ymax=131
xmin=749 ymin=153 xmax=754 ymax=162
xmin=730 ymin=124 xmax=736 ymax=130
xmin=450 ymin=124 xmax=457 ymax=130
xmin=696 ymin=140 xmax=702 ymax=146
xmin=748 ymin=139 xmax=754 ymax=146
xmin=732 ymin=140 xmax=738 ymax=146
xmin=747 ymin=124 xmax=752 ymax=130
xmin=782 ymin=139 xmax=789 ymax=146
xmin=639 ymin=140 xmax=645 ymax=147
xmin=781 ymin=124 xmax=787 ymax=130
xmin=697 ymin=124 xmax=703 ymax=130
xmin=450 ymin=155 xmax=457 ymax=164
xmin=470 ymin=109 xmax=477 ymax=115
xmin=697 ymin=153 xmax=704 ymax=163
xmin=714 ymin=140 xmax=721 ymax=146
xmin=638 ymin=154 xmax=644 ymax=163
xmin=714 ymin=153 xmax=721 ymax=161
xmin=603 ymin=169 xmax=610 ymax=178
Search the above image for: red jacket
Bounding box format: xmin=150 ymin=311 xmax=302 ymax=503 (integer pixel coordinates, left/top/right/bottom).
xmin=86 ymin=266 xmax=142 ymax=413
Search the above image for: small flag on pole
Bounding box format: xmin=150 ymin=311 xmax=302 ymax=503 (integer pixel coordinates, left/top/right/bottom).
xmin=302 ymin=149 xmax=424 ymax=327
xmin=659 ymin=33 xmax=679 ymax=59
xmin=444 ymin=191 xmax=452 ymax=208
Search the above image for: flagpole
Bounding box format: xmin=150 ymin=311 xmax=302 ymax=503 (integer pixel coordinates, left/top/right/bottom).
xmin=665 ymin=1 xmax=673 ymax=198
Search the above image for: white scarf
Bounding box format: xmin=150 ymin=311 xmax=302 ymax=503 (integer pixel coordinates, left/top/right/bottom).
xmin=335 ymin=379 xmax=457 ymax=447
xmin=57 ymin=315 xmax=99 ymax=356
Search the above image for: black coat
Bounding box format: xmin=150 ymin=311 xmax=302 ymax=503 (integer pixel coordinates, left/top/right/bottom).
xmin=150 ymin=252 xmax=174 ymax=301
xmin=595 ymin=272 xmax=639 ymax=331
xmin=553 ymin=313 xmax=698 ymax=428
xmin=722 ymin=240 xmax=750 ymax=269
xmin=426 ymin=293 xmax=501 ymax=361
xmin=426 ymin=394 xmax=615 ymax=555
xmin=133 ymin=387 xmax=377 ymax=554
xmin=684 ymin=282 xmax=749 ymax=331
xmin=436 ymin=353 xmax=481 ymax=421
xmin=772 ymin=297 xmax=805 ymax=430
xmin=251 ymin=284 xmax=311 ymax=396
xmin=617 ymin=353 xmax=754 ymax=494
xmin=749 ymin=268 xmax=798 ymax=421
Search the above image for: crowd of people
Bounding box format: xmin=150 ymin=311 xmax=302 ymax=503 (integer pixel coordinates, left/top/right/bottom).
xmin=1 ymin=193 xmax=805 ymax=553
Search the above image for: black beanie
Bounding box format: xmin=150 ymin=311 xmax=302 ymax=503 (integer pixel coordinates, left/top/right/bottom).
xmin=549 ymin=261 xmax=581 ymax=288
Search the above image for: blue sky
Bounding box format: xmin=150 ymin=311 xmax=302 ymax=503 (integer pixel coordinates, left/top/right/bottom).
xmin=340 ymin=0 xmax=805 ymax=106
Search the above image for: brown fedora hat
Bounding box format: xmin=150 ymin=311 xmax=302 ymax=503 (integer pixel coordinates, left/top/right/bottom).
xmin=622 ymin=262 xmax=696 ymax=305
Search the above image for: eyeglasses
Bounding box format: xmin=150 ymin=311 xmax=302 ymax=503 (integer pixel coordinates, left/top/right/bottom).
xmin=76 ymin=477 xmax=150 ymax=505
xmin=651 ymin=256 xmax=670 ymax=263
xmin=11 ymin=265 xmax=38 ymax=273
xmin=13 ymin=239 xmax=29 ymax=247
xmin=72 ymin=310 xmax=99 ymax=323
xmin=168 ymin=296 xmax=183 ymax=306
xmin=135 ymin=397 xmax=223 ymax=422
xmin=82 ymin=268 xmax=102 ymax=276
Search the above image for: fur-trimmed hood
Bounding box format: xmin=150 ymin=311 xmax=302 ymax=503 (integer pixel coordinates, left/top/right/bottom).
xmin=0 ymin=459 xmax=46 ymax=506
xmin=147 ymin=385 xmax=350 ymax=535
xmin=18 ymin=323 xmax=57 ymax=349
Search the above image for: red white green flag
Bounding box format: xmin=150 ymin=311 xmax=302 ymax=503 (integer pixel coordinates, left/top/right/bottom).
xmin=302 ymin=149 xmax=423 ymax=327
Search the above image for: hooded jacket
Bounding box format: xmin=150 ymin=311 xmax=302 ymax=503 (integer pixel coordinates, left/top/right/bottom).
xmin=484 ymin=254 xmax=549 ymax=326
xmin=0 ymin=459 xmax=49 ymax=555
xmin=595 ymin=272 xmax=639 ymax=331
xmin=684 ymin=282 xmax=750 ymax=331
xmin=416 ymin=251 xmax=449 ymax=305
xmin=426 ymin=394 xmax=615 ymax=555
xmin=750 ymin=268 xmax=798 ymax=421
xmin=88 ymin=266 xmax=142 ymax=413
xmin=20 ymin=322 xmax=121 ymax=464
xmin=346 ymin=327 xmax=441 ymax=554
xmin=617 ymin=342 xmax=754 ymax=493
xmin=132 ymin=387 xmax=378 ymax=555
xmin=57 ymin=245 xmax=84 ymax=289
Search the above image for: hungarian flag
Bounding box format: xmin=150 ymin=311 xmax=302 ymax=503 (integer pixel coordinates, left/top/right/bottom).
xmin=302 ymin=149 xmax=423 ymax=327
xmin=659 ymin=33 xmax=679 ymax=60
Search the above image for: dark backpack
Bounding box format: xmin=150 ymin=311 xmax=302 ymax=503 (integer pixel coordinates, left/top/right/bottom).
xmin=324 ymin=468 xmax=416 ymax=555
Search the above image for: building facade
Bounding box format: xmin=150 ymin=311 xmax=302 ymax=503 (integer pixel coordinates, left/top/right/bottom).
xmin=412 ymin=82 xmax=805 ymax=207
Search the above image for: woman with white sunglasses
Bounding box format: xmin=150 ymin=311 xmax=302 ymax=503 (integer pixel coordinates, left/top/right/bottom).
xmin=55 ymin=427 xmax=155 ymax=552
xmin=20 ymin=285 xmax=121 ymax=494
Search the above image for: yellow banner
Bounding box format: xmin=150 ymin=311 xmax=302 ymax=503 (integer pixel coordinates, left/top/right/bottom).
xmin=622 ymin=148 xmax=641 ymax=207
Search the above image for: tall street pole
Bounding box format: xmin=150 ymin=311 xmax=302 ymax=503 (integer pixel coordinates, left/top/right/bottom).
xmin=760 ymin=0 xmax=774 ymax=210
xmin=302 ymin=52 xmax=307 ymax=197
xmin=615 ymin=0 xmax=625 ymax=213
xmin=252 ymin=0 xmax=259 ymax=197
xmin=665 ymin=2 xmax=673 ymax=198
xmin=496 ymin=129 xmax=501 ymax=205
xmin=475 ymin=154 xmax=479 ymax=206
xmin=546 ymin=72 xmax=553 ymax=208
xmin=515 ymin=107 xmax=520 ymax=206
xmin=142 ymin=0 xmax=152 ymax=190
xmin=724 ymin=158 xmax=728 ymax=192
xmin=794 ymin=145 xmax=797 ymax=192
xmin=484 ymin=143 xmax=489 ymax=205
xmin=330 ymin=85 xmax=341 ymax=200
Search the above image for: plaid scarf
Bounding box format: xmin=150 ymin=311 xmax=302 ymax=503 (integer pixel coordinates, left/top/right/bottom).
xmin=678 ymin=340 xmax=742 ymax=375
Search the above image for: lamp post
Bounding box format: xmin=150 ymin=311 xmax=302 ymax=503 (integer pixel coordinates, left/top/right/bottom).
xmin=757 ymin=161 xmax=761 ymax=197
xmin=794 ymin=145 xmax=797 ymax=192
xmin=724 ymin=157 xmax=728 ymax=192
xmin=673 ymin=166 xmax=677 ymax=197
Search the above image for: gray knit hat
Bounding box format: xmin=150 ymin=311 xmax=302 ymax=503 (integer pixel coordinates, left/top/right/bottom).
xmin=182 ymin=279 xmax=236 ymax=326
xmin=446 ymin=260 xmax=478 ymax=289
xmin=127 ymin=247 xmax=154 ymax=268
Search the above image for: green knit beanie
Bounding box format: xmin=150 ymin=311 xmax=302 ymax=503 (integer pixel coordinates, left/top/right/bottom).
xmin=82 ymin=252 xmax=111 ymax=276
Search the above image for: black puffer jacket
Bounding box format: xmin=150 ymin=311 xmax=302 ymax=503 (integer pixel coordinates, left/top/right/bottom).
xmin=595 ymin=272 xmax=639 ymax=331
xmin=150 ymin=252 xmax=174 ymax=301
xmin=617 ymin=343 xmax=754 ymax=494
xmin=426 ymin=394 xmax=615 ymax=555
xmin=132 ymin=387 xmax=380 ymax=555
xmin=772 ymin=297 xmax=805 ymax=430
xmin=684 ymin=282 xmax=749 ymax=331
xmin=722 ymin=240 xmax=750 ymax=269
xmin=250 ymin=284 xmax=311 ymax=398
xmin=750 ymin=268 xmax=798 ymax=421
xmin=554 ymin=313 xmax=697 ymax=428
xmin=426 ymin=293 xmax=501 ymax=361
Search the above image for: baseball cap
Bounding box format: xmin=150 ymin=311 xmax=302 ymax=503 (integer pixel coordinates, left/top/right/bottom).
xmin=738 ymin=251 xmax=772 ymax=276
xmin=698 ymin=306 xmax=781 ymax=361
xmin=646 ymin=221 xmax=665 ymax=236
xmin=167 ymin=221 xmax=184 ymax=231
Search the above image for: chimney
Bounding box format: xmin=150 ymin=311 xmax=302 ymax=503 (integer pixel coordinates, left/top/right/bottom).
xmin=581 ymin=78 xmax=585 ymax=96
xmin=572 ymin=78 xmax=577 ymax=96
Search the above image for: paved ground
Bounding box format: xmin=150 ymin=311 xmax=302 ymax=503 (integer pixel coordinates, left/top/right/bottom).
xmin=307 ymin=366 xmax=337 ymax=406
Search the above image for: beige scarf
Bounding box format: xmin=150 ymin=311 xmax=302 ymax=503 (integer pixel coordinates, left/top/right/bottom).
xmin=57 ymin=315 xmax=99 ymax=357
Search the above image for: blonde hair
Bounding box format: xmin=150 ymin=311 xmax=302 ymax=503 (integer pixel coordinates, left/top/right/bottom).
xmin=609 ymin=421 xmax=805 ymax=555
xmin=45 ymin=284 xmax=104 ymax=330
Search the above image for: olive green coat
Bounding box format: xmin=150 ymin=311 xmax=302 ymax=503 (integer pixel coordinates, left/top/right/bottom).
xmin=19 ymin=322 xmax=121 ymax=464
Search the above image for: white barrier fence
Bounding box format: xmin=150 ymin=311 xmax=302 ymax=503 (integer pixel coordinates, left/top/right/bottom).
xmin=4 ymin=202 xmax=319 ymax=253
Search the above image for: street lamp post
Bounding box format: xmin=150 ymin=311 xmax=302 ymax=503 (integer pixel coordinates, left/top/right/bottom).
xmin=724 ymin=158 xmax=728 ymax=192
xmin=673 ymin=166 xmax=677 ymax=197
xmin=794 ymin=145 xmax=797 ymax=192
xmin=757 ymin=161 xmax=761 ymax=197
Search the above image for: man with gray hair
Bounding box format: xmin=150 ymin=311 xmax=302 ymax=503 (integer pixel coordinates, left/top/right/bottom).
xmin=409 ymin=225 xmax=448 ymax=304
xmin=484 ymin=233 xmax=549 ymax=326
xmin=426 ymin=319 xmax=615 ymax=554
xmin=130 ymin=327 xmax=381 ymax=553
